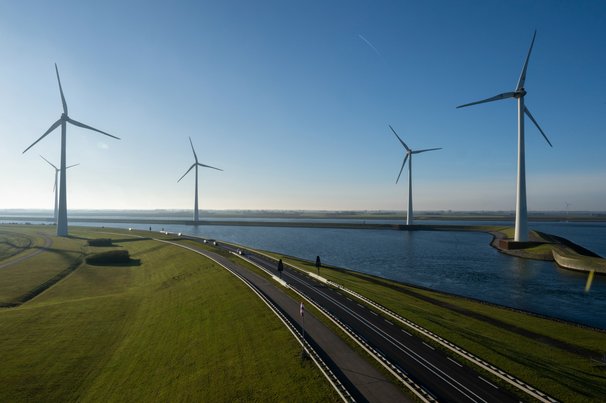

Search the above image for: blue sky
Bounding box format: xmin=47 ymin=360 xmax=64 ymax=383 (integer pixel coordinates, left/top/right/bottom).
xmin=1 ymin=1 xmax=604 ymax=211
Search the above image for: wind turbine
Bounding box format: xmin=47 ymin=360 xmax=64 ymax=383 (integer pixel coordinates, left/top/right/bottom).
xmin=40 ymin=155 xmax=79 ymax=225
xmin=23 ymin=63 xmax=120 ymax=237
xmin=177 ymin=137 xmax=223 ymax=222
xmin=389 ymin=125 xmax=441 ymax=225
xmin=457 ymin=31 xmax=552 ymax=242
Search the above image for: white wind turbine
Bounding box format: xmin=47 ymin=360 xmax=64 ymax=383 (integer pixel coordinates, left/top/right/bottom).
xmin=389 ymin=125 xmax=442 ymax=225
xmin=457 ymin=31 xmax=552 ymax=242
xmin=177 ymin=137 xmax=223 ymax=222
xmin=40 ymin=155 xmax=79 ymax=225
xmin=23 ymin=64 xmax=120 ymax=237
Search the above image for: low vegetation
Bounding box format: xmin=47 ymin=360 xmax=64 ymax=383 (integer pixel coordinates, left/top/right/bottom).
xmin=87 ymin=238 xmax=113 ymax=247
xmin=85 ymin=249 xmax=134 ymax=265
xmin=0 ymin=230 xmax=33 ymax=260
xmin=0 ymin=225 xmax=340 ymax=402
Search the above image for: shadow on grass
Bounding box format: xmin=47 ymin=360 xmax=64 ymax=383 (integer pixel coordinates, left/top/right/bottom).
xmin=111 ymin=237 xmax=152 ymax=244
xmin=87 ymin=258 xmax=141 ymax=267
xmin=9 ymin=257 xmax=84 ymax=306
xmin=32 ymin=245 xmax=83 ymax=259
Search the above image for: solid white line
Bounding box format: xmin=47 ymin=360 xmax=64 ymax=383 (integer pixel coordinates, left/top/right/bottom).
xmin=448 ymin=357 xmax=463 ymax=368
xmin=202 ymin=238 xmax=557 ymax=403
xmin=478 ymin=376 xmax=499 ymax=389
xmin=154 ymin=238 xmax=353 ymax=402
xmin=423 ymin=342 xmax=435 ymax=351
xmin=286 ymin=275 xmax=487 ymax=403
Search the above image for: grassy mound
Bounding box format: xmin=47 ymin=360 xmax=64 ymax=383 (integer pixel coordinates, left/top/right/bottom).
xmin=0 ymin=226 xmax=339 ymax=402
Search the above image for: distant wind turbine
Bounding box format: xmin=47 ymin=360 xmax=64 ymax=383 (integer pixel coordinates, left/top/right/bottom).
xmin=23 ymin=64 xmax=120 ymax=237
xmin=40 ymin=155 xmax=79 ymax=225
xmin=177 ymin=137 xmax=223 ymax=222
xmin=389 ymin=125 xmax=441 ymax=225
xmin=457 ymin=31 xmax=552 ymax=242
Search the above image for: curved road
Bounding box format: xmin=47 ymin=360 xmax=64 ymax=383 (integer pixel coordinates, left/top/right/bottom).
xmin=213 ymin=241 xmax=519 ymax=403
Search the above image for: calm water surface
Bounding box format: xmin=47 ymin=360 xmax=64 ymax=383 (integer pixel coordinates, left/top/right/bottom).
xmin=64 ymin=219 xmax=606 ymax=329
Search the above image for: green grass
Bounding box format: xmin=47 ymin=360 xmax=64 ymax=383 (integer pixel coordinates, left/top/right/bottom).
xmin=0 ymin=229 xmax=34 ymax=260
xmin=0 ymin=225 xmax=340 ymax=402
xmin=263 ymin=251 xmax=606 ymax=402
xmin=0 ymin=229 xmax=83 ymax=305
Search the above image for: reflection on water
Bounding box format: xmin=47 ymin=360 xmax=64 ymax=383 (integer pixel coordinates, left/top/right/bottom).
xmin=15 ymin=219 xmax=606 ymax=329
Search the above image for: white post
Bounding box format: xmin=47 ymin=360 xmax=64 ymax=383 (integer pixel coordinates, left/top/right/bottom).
xmin=194 ymin=164 xmax=199 ymax=222
xmin=53 ymin=170 xmax=59 ymax=224
xmin=515 ymin=97 xmax=528 ymax=242
xmin=407 ymin=156 xmax=413 ymax=225
xmin=57 ymin=120 xmax=68 ymax=237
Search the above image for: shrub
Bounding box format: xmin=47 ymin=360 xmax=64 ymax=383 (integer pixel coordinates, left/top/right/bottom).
xmin=85 ymin=250 xmax=133 ymax=265
xmin=88 ymin=238 xmax=113 ymax=247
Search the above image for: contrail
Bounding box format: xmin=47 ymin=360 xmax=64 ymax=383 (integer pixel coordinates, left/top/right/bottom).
xmin=358 ymin=34 xmax=382 ymax=57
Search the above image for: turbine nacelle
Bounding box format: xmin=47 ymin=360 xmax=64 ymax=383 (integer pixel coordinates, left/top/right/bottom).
xmin=514 ymin=89 xmax=526 ymax=98
xmin=388 ymin=124 xmax=441 ymax=184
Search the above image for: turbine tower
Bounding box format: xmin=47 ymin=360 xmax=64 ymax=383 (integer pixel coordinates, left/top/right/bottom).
xmin=177 ymin=137 xmax=223 ymax=222
xmin=457 ymin=31 xmax=552 ymax=242
xmin=389 ymin=125 xmax=441 ymax=225
xmin=23 ymin=63 xmax=120 ymax=237
xmin=40 ymin=155 xmax=79 ymax=225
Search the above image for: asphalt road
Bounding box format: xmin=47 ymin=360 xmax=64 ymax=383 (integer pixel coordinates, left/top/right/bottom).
xmin=215 ymin=242 xmax=519 ymax=403
xmin=173 ymin=240 xmax=410 ymax=403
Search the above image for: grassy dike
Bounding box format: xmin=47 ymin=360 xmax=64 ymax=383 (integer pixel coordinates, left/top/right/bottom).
xmin=0 ymin=225 xmax=340 ymax=402
xmin=259 ymin=250 xmax=606 ymax=402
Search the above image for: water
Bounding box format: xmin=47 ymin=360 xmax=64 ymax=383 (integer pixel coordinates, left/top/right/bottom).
xmin=3 ymin=215 xmax=605 ymax=329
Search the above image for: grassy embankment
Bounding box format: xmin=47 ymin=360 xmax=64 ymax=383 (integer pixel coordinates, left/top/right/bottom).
xmin=0 ymin=225 xmax=339 ymax=402
xmin=261 ymin=250 xmax=606 ymax=402
xmin=487 ymin=227 xmax=606 ymax=274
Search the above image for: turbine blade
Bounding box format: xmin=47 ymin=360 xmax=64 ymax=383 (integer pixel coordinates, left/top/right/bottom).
xmin=388 ymin=125 xmax=411 ymax=151
xmin=67 ymin=117 xmax=120 ymax=140
xmin=55 ymin=63 xmax=68 ymax=115
xmin=177 ymin=164 xmax=196 ymax=182
xmin=66 ymin=163 xmax=80 ymax=169
xmin=23 ymin=119 xmax=62 ymax=153
xmin=189 ymin=137 xmax=199 ymax=163
xmin=198 ymin=163 xmax=223 ymax=171
xmin=413 ymin=147 xmax=442 ymax=154
xmin=456 ymin=92 xmax=516 ymax=109
xmin=396 ymin=154 xmax=409 ymax=184
xmin=40 ymin=155 xmax=58 ymax=170
xmin=516 ymin=30 xmax=537 ymax=91
xmin=524 ymin=106 xmax=552 ymax=147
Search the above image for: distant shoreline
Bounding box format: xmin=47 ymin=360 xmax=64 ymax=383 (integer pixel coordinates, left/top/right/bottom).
xmin=2 ymin=212 xmax=606 ymax=226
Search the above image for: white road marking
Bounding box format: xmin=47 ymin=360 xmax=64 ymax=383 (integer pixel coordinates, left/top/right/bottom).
xmin=448 ymin=357 xmax=463 ymax=368
xmin=479 ymin=376 xmax=499 ymax=389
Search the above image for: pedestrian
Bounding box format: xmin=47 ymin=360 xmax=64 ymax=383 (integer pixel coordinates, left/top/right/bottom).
xmin=315 ymin=255 xmax=321 ymax=274
xmin=278 ymin=259 xmax=284 ymax=278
